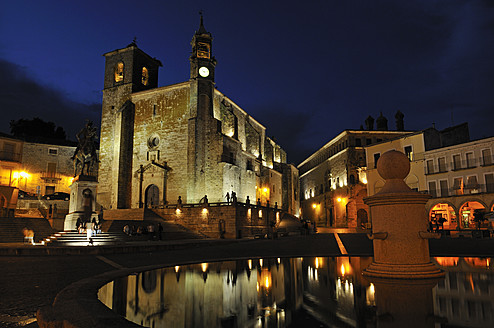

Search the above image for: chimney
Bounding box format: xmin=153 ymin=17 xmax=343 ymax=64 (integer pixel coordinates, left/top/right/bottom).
xmin=365 ymin=115 xmax=375 ymax=130
xmin=395 ymin=110 xmax=404 ymax=131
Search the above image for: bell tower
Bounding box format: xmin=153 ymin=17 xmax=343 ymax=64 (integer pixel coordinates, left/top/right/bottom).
xmin=99 ymin=42 xmax=162 ymax=209
xmin=187 ymin=15 xmax=222 ymax=202
xmin=190 ymin=14 xmax=216 ymax=82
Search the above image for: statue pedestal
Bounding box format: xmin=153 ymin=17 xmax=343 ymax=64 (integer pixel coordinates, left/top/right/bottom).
xmin=64 ymin=175 xmax=98 ymax=231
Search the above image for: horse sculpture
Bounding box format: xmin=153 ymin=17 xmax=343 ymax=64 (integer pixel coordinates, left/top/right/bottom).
xmin=73 ymin=143 xmax=96 ymax=177
xmin=72 ymin=121 xmax=98 ymax=177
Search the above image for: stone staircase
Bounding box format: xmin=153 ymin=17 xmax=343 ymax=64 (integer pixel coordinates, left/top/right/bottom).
xmin=0 ymin=218 xmax=55 ymax=243
xmin=40 ymin=218 xmax=204 ymax=246
xmin=42 ymin=231 xmax=125 ymax=246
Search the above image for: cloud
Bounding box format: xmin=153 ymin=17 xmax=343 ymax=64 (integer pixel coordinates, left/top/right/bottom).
xmin=0 ymin=59 xmax=101 ymax=141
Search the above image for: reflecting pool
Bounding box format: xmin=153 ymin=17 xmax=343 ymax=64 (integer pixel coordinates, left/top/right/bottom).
xmin=98 ymin=257 xmax=494 ymax=327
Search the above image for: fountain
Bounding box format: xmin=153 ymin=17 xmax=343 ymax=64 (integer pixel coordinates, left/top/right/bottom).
xmin=363 ymin=150 xmax=444 ymax=279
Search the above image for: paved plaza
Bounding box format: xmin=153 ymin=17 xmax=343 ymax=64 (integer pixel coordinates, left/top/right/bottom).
xmin=1 ymin=232 xmax=493 ymax=327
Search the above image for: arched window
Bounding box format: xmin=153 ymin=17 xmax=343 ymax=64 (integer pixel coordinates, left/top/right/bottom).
xmin=114 ymin=62 xmax=124 ymax=82
xmin=142 ymin=67 xmax=148 ymax=85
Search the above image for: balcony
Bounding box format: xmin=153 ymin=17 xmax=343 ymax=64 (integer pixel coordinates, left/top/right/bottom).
xmin=0 ymin=151 xmax=21 ymax=162
xmin=451 ymin=158 xmax=477 ymax=171
xmin=480 ymin=155 xmax=494 ymax=167
xmin=425 ymin=163 xmax=449 ymax=175
xmin=40 ymin=172 xmax=62 ymax=182
xmin=426 ymin=183 xmax=494 ymax=198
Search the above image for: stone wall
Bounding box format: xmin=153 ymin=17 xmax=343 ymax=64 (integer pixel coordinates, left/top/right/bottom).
xmin=131 ymin=84 xmax=190 ymax=207
xmin=153 ymin=203 xmax=278 ymax=239
xmin=21 ymin=142 xmax=76 ymax=195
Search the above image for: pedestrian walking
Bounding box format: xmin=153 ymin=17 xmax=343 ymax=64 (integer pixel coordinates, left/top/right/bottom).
xmin=246 ymin=196 xmax=250 ymax=205
xmin=48 ymin=205 xmax=53 ymax=219
xmin=225 ymin=192 xmax=230 ymax=204
xmin=232 ymin=192 xmax=237 ymax=203
xmin=22 ymin=227 xmax=35 ymax=245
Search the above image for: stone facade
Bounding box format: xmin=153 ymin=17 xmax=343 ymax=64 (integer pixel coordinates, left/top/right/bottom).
xmin=424 ymin=136 xmax=494 ymax=229
xmin=299 ymin=129 xmax=410 ymax=228
xmin=21 ymin=142 xmax=76 ymax=195
xmin=97 ymin=19 xmax=298 ymax=218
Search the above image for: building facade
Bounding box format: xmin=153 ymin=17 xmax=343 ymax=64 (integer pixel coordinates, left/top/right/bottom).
xmin=0 ymin=134 xmax=75 ymax=196
xmin=366 ymin=132 xmax=428 ymax=196
xmin=97 ymin=19 xmax=299 ymax=215
xmin=424 ymin=136 xmax=494 ymax=229
xmin=364 ymin=123 xmax=494 ymax=229
xmin=298 ymin=129 xmax=411 ymax=228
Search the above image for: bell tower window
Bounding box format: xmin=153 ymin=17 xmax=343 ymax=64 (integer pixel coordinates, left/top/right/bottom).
xmin=114 ymin=62 xmax=124 ymax=82
xmin=142 ymin=67 xmax=149 ymax=85
xmin=197 ymin=42 xmax=210 ymax=58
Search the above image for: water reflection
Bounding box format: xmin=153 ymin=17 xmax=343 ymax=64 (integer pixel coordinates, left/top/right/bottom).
xmin=98 ymin=257 xmax=494 ymax=327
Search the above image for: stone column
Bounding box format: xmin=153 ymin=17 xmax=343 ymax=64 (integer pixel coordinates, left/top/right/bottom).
xmin=363 ymin=150 xmax=444 ymax=279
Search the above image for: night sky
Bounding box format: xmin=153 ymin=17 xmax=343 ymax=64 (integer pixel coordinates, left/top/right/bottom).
xmin=1 ymin=1 xmax=494 ymax=164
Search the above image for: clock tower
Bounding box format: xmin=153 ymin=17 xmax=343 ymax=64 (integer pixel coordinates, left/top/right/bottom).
xmin=190 ymin=14 xmax=216 ymax=82
xmin=187 ymin=15 xmax=222 ymax=202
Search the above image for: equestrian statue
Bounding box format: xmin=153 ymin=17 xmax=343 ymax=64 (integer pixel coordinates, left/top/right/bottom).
xmin=72 ymin=121 xmax=98 ymax=177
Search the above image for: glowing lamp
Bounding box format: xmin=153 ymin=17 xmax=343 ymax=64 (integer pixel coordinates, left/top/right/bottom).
xmin=312 ymin=204 xmax=317 ymax=209
xmin=337 ymin=197 xmax=342 ymax=202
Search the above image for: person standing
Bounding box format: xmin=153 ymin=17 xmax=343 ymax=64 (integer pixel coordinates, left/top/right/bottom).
xmin=225 ymin=192 xmax=230 ymax=204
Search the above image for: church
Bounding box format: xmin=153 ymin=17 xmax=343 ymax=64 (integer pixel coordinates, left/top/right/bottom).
xmin=97 ymin=17 xmax=299 ymax=216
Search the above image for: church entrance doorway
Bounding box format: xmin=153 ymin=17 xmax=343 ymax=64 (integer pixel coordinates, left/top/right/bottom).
xmin=145 ymin=184 xmax=159 ymax=208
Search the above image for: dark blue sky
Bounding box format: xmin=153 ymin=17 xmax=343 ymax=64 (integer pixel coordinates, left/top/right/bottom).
xmin=1 ymin=1 xmax=493 ymax=164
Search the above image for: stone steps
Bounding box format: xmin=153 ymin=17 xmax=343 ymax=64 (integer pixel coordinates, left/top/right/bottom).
xmin=0 ymin=218 xmax=55 ymax=243
xmin=42 ymin=231 xmax=125 ymax=246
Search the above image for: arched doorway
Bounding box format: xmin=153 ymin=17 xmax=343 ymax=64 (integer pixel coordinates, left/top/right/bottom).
xmin=145 ymin=184 xmax=159 ymax=208
xmin=357 ymin=209 xmax=369 ymax=229
xmin=429 ymin=203 xmax=456 ymax=229
xmin=459 ymin=201 xmax=486 ymax=229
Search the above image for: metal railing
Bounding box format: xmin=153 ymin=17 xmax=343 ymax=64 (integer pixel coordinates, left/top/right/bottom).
xmin=425 ymin=183 xmax=494 ymax=197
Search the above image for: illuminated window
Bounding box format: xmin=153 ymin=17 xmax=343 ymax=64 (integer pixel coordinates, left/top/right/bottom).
xmin=114 ymin=62 xmax=124 ymax=82
xmin=142 ymin=67 xmax=148 ymax=85
xmin=404 ymin=146 xmax=413 ymax=161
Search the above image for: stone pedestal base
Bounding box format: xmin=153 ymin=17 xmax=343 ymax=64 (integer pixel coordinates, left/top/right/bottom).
xmin=363 ymin=261 xmax=445 ymax=279
xmin=64 ymin=176 xmax=98 ymax=231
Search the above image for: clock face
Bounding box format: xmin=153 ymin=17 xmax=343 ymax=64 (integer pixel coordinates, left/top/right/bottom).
xmin=199 ymin=66 xmax=210 ymax=77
